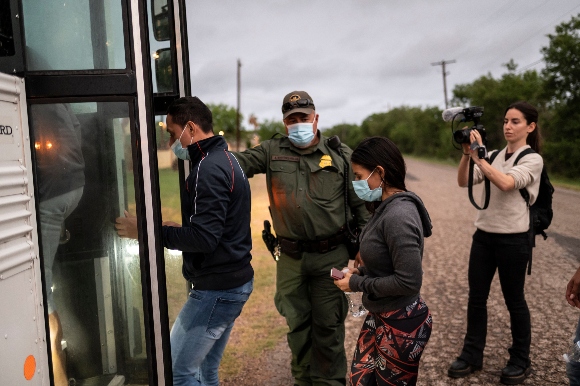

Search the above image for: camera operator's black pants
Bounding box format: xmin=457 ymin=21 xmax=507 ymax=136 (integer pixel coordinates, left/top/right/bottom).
xmin=458 ymin=229 xmax=531 ymax=369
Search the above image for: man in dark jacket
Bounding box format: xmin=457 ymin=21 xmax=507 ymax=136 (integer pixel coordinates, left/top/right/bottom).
xmin=116 ymin=96 xmax=253 ymax=386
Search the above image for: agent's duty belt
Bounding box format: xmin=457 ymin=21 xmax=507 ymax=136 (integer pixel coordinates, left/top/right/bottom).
xmin=278 ymin=232 xmax=346 ymax=259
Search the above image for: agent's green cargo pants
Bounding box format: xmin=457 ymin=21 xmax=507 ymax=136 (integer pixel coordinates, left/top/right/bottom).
xmin=274 ymin=244 xmax=349 ymax=386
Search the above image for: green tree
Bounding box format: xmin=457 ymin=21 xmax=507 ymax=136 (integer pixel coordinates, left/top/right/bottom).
xmin=540 ymin=13 xmax=580 ymax=177
xmin=257 ymin=119 xmax=285 ymax=142
xmin=451 ymin=63 xmax=546 ymax=151
xmin=208 ymin=103 xmax=242 ymax=142
xmin=322 ymin=123 xmax=363 ymax=150
xmin=542 ymin=14 xmax=580 ymax=106
xmin=358 ymin=107 xmax=451 ymax=158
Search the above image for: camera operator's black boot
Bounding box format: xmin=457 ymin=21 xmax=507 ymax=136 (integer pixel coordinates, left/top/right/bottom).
xmin=447 ymin=358 xmax=482 ymax=378
xmin=499 ymin=363 xmax=532 ymax=385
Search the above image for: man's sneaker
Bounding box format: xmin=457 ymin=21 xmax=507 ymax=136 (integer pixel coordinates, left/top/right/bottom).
xmin=447 ymin=358 xmax=482 ymax=378
xmin=500 ymin=363 xmax=532 ymax=385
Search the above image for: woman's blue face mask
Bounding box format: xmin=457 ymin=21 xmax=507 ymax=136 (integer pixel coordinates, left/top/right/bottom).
xmin=171 ymin=125 xmax=190 ymax=160
xmin=352 ymin=168 xmax=383 ymax=202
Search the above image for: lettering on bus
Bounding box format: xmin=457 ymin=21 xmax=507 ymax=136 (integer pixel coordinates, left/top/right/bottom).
xmin=0 ymin=125 xmax=13 ymax=135
xmin=0 ymin=118 xmax=15 ymax=144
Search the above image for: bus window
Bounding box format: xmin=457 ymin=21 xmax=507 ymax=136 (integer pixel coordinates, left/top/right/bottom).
xmin=21 ymin=0 xmax=126 ymax=71
xmin=30 ymin=101 xmax=149 ymax=386
xmin=0 ymin=0 xmax=15 ymax=57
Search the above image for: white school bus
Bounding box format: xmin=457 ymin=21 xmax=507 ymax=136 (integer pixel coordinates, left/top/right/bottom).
xmin=0 ymin=0 xmax=190 ymax=384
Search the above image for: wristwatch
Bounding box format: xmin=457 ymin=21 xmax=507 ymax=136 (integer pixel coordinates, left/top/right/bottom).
xmin=477 ymin=145 xmax=488 ymax=159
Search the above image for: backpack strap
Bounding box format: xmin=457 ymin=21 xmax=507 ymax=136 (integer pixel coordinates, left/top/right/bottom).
xmin=513 ymin=148 xmax=536 ymax=205
xmin=512 ymin=147 xmax=537 ymax=275
xmin=489 ymin=149 xmax=500 ymax=164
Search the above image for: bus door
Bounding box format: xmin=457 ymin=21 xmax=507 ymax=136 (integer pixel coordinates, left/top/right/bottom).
xmin=0 ymin=0 xmax=190 ymax=385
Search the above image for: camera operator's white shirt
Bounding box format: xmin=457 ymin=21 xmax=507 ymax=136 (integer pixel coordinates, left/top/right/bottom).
xmin=470 ymin=145 xmax=543 ymax=234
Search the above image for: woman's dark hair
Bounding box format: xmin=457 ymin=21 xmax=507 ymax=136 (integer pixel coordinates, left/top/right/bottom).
xmin=167 ymin=96 xmax=214 ymax=133
xmin=351 ymin=136 xmax=407 ymax=213
xmin=505 ymin=101 xmax=542 ymax=153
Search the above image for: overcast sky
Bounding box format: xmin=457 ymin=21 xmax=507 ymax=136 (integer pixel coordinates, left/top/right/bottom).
xmin=185 ymin=0 xmax=580 ymax=130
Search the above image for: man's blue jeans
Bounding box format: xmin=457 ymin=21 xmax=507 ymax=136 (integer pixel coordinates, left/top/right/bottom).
xmin=567 ymin=316 xmax=580 ymax=386
xmin=170 ymin=278 xmax=253 ymax=386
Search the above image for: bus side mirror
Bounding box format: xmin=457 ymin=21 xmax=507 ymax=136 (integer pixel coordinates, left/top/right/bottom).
xmin=152 ymin=0 xmax=170 ymax=42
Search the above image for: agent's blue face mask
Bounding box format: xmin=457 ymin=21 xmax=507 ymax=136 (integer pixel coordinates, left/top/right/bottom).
xmin=171 ymin=126 xmax=190 ymax=160
xmin=287 ymin=121 xmax=315 ymax=148
xmin=352 ymin=168 xmax=383 ymax=202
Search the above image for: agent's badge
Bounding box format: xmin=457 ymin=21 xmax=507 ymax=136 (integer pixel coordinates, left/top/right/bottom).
xmin=319 ymin=154 xmax=333 ymax=168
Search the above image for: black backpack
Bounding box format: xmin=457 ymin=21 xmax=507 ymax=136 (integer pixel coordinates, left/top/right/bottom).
xmin=489 ymin=148 xmax=554 ymax=241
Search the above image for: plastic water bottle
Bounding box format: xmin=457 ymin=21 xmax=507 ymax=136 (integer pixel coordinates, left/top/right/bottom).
xmin=564 ymin=341 xmax=580 ymax=363
xmin=344 ymin=291 xmax=368 ymax=318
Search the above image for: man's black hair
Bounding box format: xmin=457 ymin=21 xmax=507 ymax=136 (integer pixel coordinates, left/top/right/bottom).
xmin=167 ymin=96 xmax=213 ymax=134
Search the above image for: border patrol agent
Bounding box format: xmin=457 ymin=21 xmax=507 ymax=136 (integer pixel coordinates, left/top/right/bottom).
xmin=233 ymin=91 xmax=369 ymax=386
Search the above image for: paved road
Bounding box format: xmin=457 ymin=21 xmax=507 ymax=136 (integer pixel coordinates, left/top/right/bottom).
xmin=223 ymin=157 xmax=580 ymax=385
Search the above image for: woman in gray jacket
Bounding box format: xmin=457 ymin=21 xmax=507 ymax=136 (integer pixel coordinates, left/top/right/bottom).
xmin=334 ymin=136 xmax=433 ymax=386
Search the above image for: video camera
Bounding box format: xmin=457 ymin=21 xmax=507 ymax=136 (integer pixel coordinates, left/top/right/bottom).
xmin=442 ymin=106 xmax=491 ymax=210
xmin=444 ymin=106 xmax=487 ymax=145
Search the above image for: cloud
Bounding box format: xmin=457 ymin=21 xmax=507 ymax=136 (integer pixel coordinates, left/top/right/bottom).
xmin=185 ymin=0 xmax=580 ymax=128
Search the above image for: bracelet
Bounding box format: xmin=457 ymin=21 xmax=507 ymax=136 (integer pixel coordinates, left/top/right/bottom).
xmin=463 ymin=152 xmax=469 ymax=156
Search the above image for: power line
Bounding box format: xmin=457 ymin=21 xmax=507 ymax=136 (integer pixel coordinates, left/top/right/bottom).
xmin=517 ymin=58 xmax=545 ymax=74
xmin=482 ymin=2 xmax=580 ymax=70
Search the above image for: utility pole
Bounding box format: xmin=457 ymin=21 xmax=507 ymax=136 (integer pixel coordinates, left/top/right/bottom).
xmin=236 ymin=59 xmax=241 ymax=151
xmin=431 ymin=59 xmax=456 ymax=109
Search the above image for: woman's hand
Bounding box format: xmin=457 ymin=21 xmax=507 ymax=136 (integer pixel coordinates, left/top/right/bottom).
xmin=461 ymin=142 xmax=471 ymax=156
xmin=334 ymin=270 xmax=354 ymax=292
xmin=346 ymin=267 xmax=360 ymax=275
xmin=353 ymin=252 xmax=363 ymax=268
xmin=469 ymin=130 xmax=484 ymax=165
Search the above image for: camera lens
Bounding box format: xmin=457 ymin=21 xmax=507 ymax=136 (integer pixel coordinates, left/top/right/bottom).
xmin=453 ymin=128 xmax=471 ymax=144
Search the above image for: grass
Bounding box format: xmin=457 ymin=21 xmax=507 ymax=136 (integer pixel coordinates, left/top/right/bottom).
xmin=158 ymin=168 xmax=287 ymax=378
xmin=218 ymin=174 xmax=288 ymax=378
xmin=550 ymin=175 xmax=580 ymax=191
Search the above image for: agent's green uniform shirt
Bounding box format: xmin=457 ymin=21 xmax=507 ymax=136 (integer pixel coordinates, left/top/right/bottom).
xmin=233 ymin=133 xmax=369 ymax=240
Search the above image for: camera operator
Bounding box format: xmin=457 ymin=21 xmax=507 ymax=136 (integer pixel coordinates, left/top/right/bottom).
xmin=448 ymin=102 xmax=543 ymax=385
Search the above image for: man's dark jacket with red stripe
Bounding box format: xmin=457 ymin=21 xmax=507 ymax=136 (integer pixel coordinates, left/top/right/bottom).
xmin=162 ymin=135 xmax=253 ymax=290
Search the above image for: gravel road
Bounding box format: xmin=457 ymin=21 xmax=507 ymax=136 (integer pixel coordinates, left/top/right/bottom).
xmin=221 ymin=157 xmax=580 ymax=385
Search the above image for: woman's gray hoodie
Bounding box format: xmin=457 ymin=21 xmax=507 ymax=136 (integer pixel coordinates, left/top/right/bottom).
xmin=348 ymin=191 xmax=432 ymax=313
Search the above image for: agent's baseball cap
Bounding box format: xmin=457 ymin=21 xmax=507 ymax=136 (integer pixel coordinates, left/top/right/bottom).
xmin=281 ymin=91 xmax=315 ymax=119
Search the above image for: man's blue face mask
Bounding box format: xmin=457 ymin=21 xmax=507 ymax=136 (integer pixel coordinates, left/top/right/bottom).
xmin=352 ymin=168 xmax=383 ymax=202
xmin=287 ymin=120 xmax=315 ymax=148
xmin=171 ymin=125 xmax=190 ymax=160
